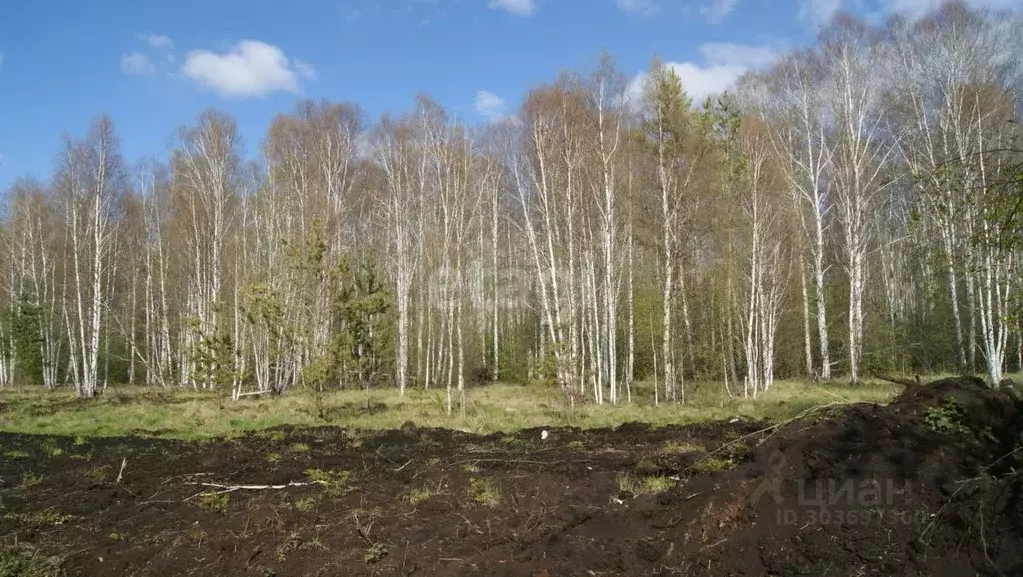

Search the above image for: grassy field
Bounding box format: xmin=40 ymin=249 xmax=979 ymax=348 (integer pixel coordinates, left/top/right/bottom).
xmin=0 ymin=377 xmax=916 ymax=440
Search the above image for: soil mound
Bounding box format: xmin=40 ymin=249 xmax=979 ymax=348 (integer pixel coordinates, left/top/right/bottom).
xmin=499 ymin=376 xmax=1023 ymax=577
xmin=3 ymin=377 xmax=1021 ymax=576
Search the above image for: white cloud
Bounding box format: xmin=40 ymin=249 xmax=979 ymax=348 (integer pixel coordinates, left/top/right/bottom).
xmin=475 ymin=90 xmax=508 ymax=123
xmin=136 ymin=33 xmax=173 ymax=49
xmin=488 ymin=0 xmax=535 ymax=16
xmin=295 ymin=59 xmax=317 ymax=80
xmin=182 ymin=40 xmax=308 ymax=98
xmin=626 ymin=42 xmax=781 ymax=107
xmin=798 ymin=0 xmax=841 ymax=27
xmin=615 ymin=0 xmax=657 ymax=15
xmin=700 ymin=0 xmax=739 ymax=23
xmin=700 ymin=42 xmax=779 ymax=68
xmin=121 ymin=52 xmax=156 ymax=76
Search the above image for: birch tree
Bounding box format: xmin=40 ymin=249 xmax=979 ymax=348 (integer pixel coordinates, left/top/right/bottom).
xmin=751 ymin=51 xmax=835 ymax=381
xmin=173 ymin=110 xmax=240 ymax=389
xmin=374 ymin=114 xmax=423 ymax=395
xmin=822 ymin=18 xmax=897 ymax=383
xmin=642 ymin=62 xmax=704 ymax=402
xmin=587 ymin=56 xmax=627 ymax=404
xmin=733 ymin=117 xmax=788 ymax=397
xmin=56 ymin=115 xmax=124 ymax=398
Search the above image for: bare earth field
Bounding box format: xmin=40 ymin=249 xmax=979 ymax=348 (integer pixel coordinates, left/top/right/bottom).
xmin=2 ymin=377 xmax=1022 ymax=576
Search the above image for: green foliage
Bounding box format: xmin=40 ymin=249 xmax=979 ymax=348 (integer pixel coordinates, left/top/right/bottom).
xmin=532 ymin=346 xmax=561 ymax=389
xmin=323 ymin=257 xmax=395 ymax=388
xmin=924 ymin=398 xmax=970 ymax=436
xmin=184 ymin=313 xmax=240 ymax=390
xmin=492 ymin=324 xmax=534 ymax=385
xmin=10 ymin=293 xmax=45 ymax=386
xmin=241 ymin=282 xmax=296 ymax=394
xmin=641 ymin=60 xmax=693 ymax=156
xmin=363 ymin=542 xmax=388 ymax=564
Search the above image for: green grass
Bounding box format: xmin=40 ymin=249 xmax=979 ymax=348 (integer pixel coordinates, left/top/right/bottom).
xmin=108 ymin=532 xmax=128 ymax=543
xmin=661 ymin=440 xmax=705 ymax=453
xmin=305 ymin=468 xmax=351 ymax=497
xmin=294 ymin=497 xmax=318 ymax=512
xmin=196 ymin=492 xmax=230 ymax=513
xmin=616 ymin=472 xmax=676 ymax=495
xmin=40 ymin=441 xmax=63 ymax=457
xmin=690 ymin=456 xmax=737 ymax=474
xmin=468 ymin=477 xmax=501 ymax=507
xmin=0 ymin=544 xmax=65 ymax=577
xmin=87 ymin=466 xmax=110 ymax=482
xmin=19 ymin=474 xmax=43 ymax=489
xmin=405 ymin=487 xmax=438 ymax=506
xmin=3 ymin=509 xmax=74 ymax=528
xmin=0 ymin=377 xmax=921 ymax=440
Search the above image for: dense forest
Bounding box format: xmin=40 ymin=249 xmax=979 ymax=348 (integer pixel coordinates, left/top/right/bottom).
xmin=1 ymin=2 xmax=1021 ymax=407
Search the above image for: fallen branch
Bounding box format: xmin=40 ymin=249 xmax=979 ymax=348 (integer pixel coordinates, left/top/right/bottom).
xmin=188 ymin=480 xmax=322 ymax=492
xmin=685 ymin=401 xmax=859 ymax=474
xmin=874 ymin=374 xmax=922 ymax=388
xmin=115 ymin=458 xmax=127 ymax=484
xmin=181 ymin=480 xmax=324 ymax=501
xmin=452 ymin=457 xmax=594 ymax=467
xmin=702 ymin=538 xmax=729 ymax=551
xmin=353 ymin=512 xmax=375 ymax=544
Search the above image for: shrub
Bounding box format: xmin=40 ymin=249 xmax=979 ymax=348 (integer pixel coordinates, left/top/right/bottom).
xmin=924 ymin=399 xmax=969 ymax=435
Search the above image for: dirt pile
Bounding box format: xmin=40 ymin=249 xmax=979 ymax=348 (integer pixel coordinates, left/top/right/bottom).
xmin=2 ymin=377 xmax=1021 ymax=577
xmin=495 ymin=376 xmax=1023 ymax=577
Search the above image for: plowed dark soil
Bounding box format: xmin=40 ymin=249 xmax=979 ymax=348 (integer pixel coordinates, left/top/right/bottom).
xmin=2 ymin=377 xmax=1022 ymax=576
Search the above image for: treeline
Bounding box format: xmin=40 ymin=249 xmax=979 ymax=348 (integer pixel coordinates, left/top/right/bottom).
xmin=1 ymin=2 xmax=1021 ymax=405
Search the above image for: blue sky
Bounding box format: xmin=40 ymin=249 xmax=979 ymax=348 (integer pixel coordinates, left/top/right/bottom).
xmin=0 ymin=0 xmax=1019 ymax=189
